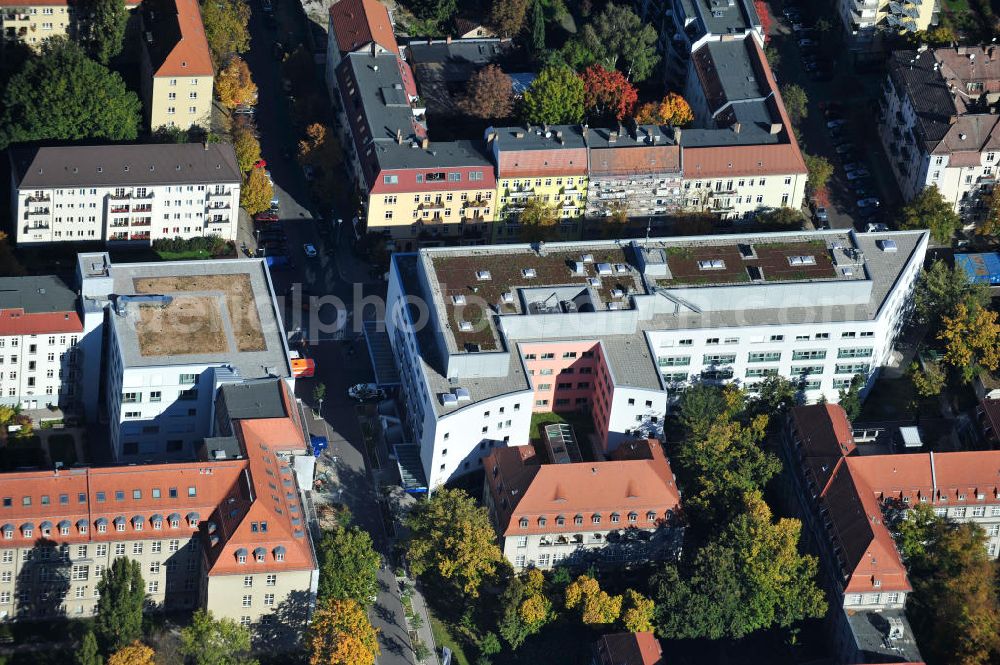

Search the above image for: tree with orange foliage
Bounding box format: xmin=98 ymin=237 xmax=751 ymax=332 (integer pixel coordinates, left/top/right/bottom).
xmin=634 ymin=92 xmax=693 ymax=127
xmin=107 ymin=642 xmax=155 ymax=665
xmin=308 ymin=597 xmax=380 ymax=665
xmin=579 ymin=64 xmax=638 ymax=122
xmin=216 ymin=56 xmax=257 ymax=110
xmin=754 ymin=0 xmax=772 ymax=41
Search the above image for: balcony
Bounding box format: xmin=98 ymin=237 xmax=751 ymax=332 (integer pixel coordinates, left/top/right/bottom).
xmin=417 ymin=201 xmax=445 ymax=211
xmin=23 ymin=224 xmax=49 ymax=233
xmin=130 ymin=220 xmax=151 ymax=227
xmin=110 ymin=206 xmax=129 ymax=214
xmin=132 ymin=204 xmax=152 ymax=213
xmin=24 ymin=209 xmax=49 ymax=217
xmin=463 ymin=199 xmax=489 ymax=209
xmin=25 ymin=194 xmax=50 ymax=203
xmin=108 ymin=192 xmax=131 ymax=200
xmin=206 ymin=189 xmax=230 ymax=199
xmin=129 ymin=233 xmax=150 ymax=241
xmin=109 ymin=222 xmax=129 ymax=228
xmin=133 ymin=191 xmax=153 ymax=199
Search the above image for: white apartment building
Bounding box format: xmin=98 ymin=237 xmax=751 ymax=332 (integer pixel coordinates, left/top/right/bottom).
xmin=8 ymin=143 xmax=241 ymax=246
xmin=837 ymin=0 xmax=935 ymax=49
xmin=0 ymin=276 xmax=81 ymax=411
xmin=385 ymin=228 xmax=929 ymax=489
xmin=879 ymin=46 xmax=1000 ymax=227
xmin=75 ymin=253 xmax=292 ymax=462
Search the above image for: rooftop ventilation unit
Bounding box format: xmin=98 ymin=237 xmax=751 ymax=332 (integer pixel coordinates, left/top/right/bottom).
xmin=581 ymin=254 xmax=594 ymax=263
xmin=614 ymin=263 xmax=628 ymax=274
xmin=454 ymin=387 xmax=471 ymax=401
xmin=608 ymin=302 xmax=622 ymax=310
xmin=451 ymin=294 xmax=466 ymax=305
xmin=501 ymin=292 xmax=514 ymax=304
xmin=522 ymin=268 xmax=537 ymax=278
xmin=572 ymin=261 xmax=586 ymax=274
xmin=440 ymin=392 xmax=459 ymax=407
xmin=476 ymin=270 xmax=492 ymax=280
xmin=878 ymin=239 xmax=898 ymax=252
xmin=596 ymin=263 xmax=612 ymax=275
xmin=842 ymin=267 xmax=854 ymax=277
xmin=887 ymin=616 xmax=905 ymax=640
xmin=561 ymin=300 xmax=578 ymax=313
xmin=587 ymin=277 xmax=601 ymax=287
xmin=610 ymin=288 xmax=624 ymax=298
xmin=458 ymin=321 xmax=473 ymax=332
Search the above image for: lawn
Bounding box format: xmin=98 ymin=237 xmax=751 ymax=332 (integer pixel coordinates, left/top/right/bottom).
xmin=529 ymin=410 xmax=597 ymax=461
xmin=429 ymin=613 xmax=472 ymax=665
xmin=154 ymin=248 xmax=214 ymax=261
xmin=48 ymin=434 xmax=77 ymax=466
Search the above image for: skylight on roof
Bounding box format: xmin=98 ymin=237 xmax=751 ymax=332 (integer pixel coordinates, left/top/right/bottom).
xmin=697 ymin=259 xmax=726 ymax=270
xmin=788 ymin=255 xmax=816 ymax=266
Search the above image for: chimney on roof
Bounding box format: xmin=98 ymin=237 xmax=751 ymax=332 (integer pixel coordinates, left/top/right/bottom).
xmin=769 ymin=122 xmax=783 ymax=134
xmin=421 ymin=137 xmax=429 ymax=149
xmin=732 ymin=122 xmax=742 ymax=134
xmin=608 ymin=130 xmax=618 ymax=143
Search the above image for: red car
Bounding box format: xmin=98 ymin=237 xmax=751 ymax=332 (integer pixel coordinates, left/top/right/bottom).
xmin=254 ymin=211 xmax=279 ymax=222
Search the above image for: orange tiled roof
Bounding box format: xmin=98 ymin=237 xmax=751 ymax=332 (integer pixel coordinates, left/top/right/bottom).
xmin=485 ymin=440 xmax=681 ymax=537
xmin=146 ymin=0 xmax=214 ymax=78
xmin=588 ymin=144 xmax=681 ymax=177
xmin=0 ymin=380 xmax=314 ymax=576
xmin=496 ymin=148 xmax=588 ymax=178
xmin=0 ymin=310 xmax=82 ymax=336
xmin=592 ymin=631 xmax=665 ymax=665
xmin=328 ymin=0 xmax=398 ymax=56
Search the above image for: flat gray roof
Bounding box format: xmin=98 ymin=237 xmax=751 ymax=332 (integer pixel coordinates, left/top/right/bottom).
xmin=692 ymin=0 xmax=760 ymax=36
xmin=846 ymin=609 xmax=923 ymax=663
xmin=491 ymin=125 xmax=589 ymax=151
xmin=108 ymin=259 xmax=290 ymax=379
xmin=220 ymin=379 xmax=288 ymax=420
xmin=9 ymin=143 xmax=241 ymax=189
xmin=0 ymin=276 xmax=77 ymax=314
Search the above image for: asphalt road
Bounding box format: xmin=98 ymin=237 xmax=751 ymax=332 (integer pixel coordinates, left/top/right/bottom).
xmin=242 ymin=5 xmax=416 ymax=664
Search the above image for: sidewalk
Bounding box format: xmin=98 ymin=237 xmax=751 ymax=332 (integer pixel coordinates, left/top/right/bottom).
xmin=398 ymin=573 xmax=440 ymax=665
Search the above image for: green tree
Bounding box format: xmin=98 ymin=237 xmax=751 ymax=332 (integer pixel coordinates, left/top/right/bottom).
xmin=76 ymin=632 xmax=104 ymax=665
xmin=888 ymin=504 xmax=1000 ymax=665
xmin=565 ymin=575 xmax=622 ymax=625
xmin=201 ymin=0 xmax=250 ymax=66
xmin=901 ymin=185 xmax=962 ymax=245
xmin=316 ymin=525 xmax=380 ymax=606
xmin=937 ymin=302 xmax=1000 ymax=383
xmin=0 ymin=38 xmax=140 ymax=148
xmin=522 ymin=65 xmax=584 ymax=125
xmin=94 ymin=558 xmax=145 ymax=654
xmin=313 ymin=382 xmax=327 ymax=407
xmin=620 ymin=589 xmax=655 ymax=633
xmin=530 ymin=0 xmax=545 ymax=52
xmin=179 ymin=610 xmax=257 ymax=665
xmin=498 ymin=569 xmax=553 ymax=650
xmin=232 ymin=127 xmax=262 ymax=173
xmin=779 ymin=84 xmax=808 ymax=125
xmin=516 ymin=197 xmax=560 ymax=243
xmin=578 ymin=3 xmax=658 ymax=81
xmin=407 ymin=0 xmax=457 ymax=34
xmin=913 ymin=260 xmax=990 ymax=330
xmin=654 ymin=491 xmax=825 ymax=639
xmin=405 ymin=488 xmax=504 ymax=598
xmin=909 ymin=361 xmax=946 ymax=398
xmin=240 ymin=167 xmax=273 ymax=215
xmin=745 ymin=376 xmax=798 ymax=420
xmin=757 ymin=207 xmax=805 ymax=228
xmin=837 ymin=374 xmax=864 ymax=421
xmin=804 ymin=153 xmax=833 ymax=193
xmin=79 ymin=0 xmax=128 ymax=64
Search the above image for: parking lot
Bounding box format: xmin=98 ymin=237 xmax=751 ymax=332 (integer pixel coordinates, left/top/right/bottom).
xmin=767 ymin=0 xmax=903 ymax=231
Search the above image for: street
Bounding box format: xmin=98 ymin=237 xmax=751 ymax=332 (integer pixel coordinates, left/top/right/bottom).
xmin=239 ymin=4 xmax=422 ymax=664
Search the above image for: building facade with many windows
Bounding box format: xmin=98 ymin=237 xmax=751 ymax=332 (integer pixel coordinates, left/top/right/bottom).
xmin=9 ymin=144 xmax=241 ymax=246
xmin=0 ymin=276 xmax=81 ymax=411
xmin=0 ymin=0 xmax=139 ymax=48
xmin=0 ymin=378 xmax=317 ymax=628
xmin=386 ymin=228 xmax=928 ymax=488
xmin=878 ymin=46 xmax=1000 ymax=227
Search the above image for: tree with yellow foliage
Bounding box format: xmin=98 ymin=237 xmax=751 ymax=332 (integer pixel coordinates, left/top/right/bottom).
xmin=216 ymin=57 xmax=257 ymax=110
xmin=620 ymin=589 xmax=655 ymax=633
xmin=565 ymin=575 xmax=623 ymax=625
xmin=308 ymin=597 xmax=380 ymax=665
xmin=405 ymin=488 xmax=504 ymax=598
xmin=516 ymin=197 xmax=560 ymax=243
xmin=634 ymin=92 xmax=693 ymax=127
xmin=240 ymin=167 xmax=273 ymax=216
xmin=938 ymin=302 xmax=1000 ymax=383
xmin=107 ymin=642 xmax=155 ymax=665
xmin=499 ymin=568 xmax=553 ymax=650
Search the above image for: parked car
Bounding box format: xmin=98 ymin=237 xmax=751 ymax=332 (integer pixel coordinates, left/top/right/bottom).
xmin=348 ymin=383 xmax=386 ymax=402
xmin=261 ymin=0 xmax=272 ymax=12
xmin=814 ymin=206 xmax=829 ymax=225
xmin=845 ymin=169 xmax=871 ymax=181
xmin=826 ymin=119 xmax=848 ymax=130
xmin=798 ymin=38 xmax=817 ymax=48
xmin=233 ymin=105 xmax=254 ymax=116
xmin=857 ymin=197 xmax=882 ymax=209
xmin=835 ymin=143 xmax=856 ymax=155
xmin=254 ymin=211 xmax=279 ymax=222
xmin=303 ymin=243 xmax=318 ymax=258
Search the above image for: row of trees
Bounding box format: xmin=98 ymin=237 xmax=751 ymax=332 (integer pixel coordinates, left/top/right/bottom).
xmin=75 ymin=558 xmax=256 ymax=665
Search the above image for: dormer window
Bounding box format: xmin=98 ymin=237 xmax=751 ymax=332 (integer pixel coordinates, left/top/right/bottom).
xmin=610 ymin=513 xmax=620 ymax=523
xmin=555 ymin=516 xmax=565 ymax=526
xmin=574 ymin=514 xmax=583 ymax=525
xmin=519 ymin=518 xmax=528 ymax=528
xmin=236 ymin=547 xmax=247 ymax=564
xmin=538 ymin=517 xmax=547 ymax=527
xmin=646 ymin=511 xmax=656 ymax=522
xmin=628 ymin=512 xmax=638 ymax=523
xmin=592 ymin=514 xmax=601 ymax=524
xmin=273 ymin=546 xmax=285 ymax=562
xmin=254 ymin=547 xmax=266 ymax=563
